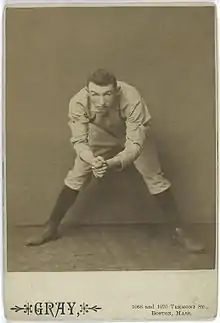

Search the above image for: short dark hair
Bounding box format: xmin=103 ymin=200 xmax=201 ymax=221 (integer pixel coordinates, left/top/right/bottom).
xmin=87 ymin=69 xmax=117 ymax=88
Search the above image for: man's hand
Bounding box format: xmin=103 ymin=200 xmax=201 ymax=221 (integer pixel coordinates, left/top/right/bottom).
xmin=91 ymin=156 xmax=108 ymax=178
xmin=91 ymin=156 xmax=105 ymax=168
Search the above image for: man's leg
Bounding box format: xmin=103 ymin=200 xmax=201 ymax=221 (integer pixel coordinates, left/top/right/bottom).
xmin=134 ymin=136 xmax=204 ymax=253
xmin=26 ymin=156 xmax=92 ymax=246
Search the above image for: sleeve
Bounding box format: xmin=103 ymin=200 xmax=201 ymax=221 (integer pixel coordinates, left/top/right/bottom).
xmin=68 ymin=97 xmax=95 ymax=163
xmin=109 ymin=98 xmax=152 ymax=170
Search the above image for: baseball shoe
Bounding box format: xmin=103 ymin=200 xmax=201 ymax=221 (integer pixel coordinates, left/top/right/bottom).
xmin=173 ymin=228 xmax=205 ymax=253
xmin=25 ymin=223 xmax=59 ymax=246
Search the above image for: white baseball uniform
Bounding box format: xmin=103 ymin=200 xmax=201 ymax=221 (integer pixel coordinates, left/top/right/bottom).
xmin=64 ymin=81 xmax=171 ymax=194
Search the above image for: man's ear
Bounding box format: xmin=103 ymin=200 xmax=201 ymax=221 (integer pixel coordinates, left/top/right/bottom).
xmin=116 ymin=85 xmax=121 ymax=95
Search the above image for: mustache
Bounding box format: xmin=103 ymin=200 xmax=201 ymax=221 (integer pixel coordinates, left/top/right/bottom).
xmin=93 ymin=105 xmax=109 ymax=111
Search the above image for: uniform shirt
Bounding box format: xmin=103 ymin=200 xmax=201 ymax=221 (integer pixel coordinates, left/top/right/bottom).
xmin=68 ymin=81 xmax=152 ymax=169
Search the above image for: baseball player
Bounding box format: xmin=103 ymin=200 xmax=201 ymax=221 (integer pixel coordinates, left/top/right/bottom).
xmin=27 ymin=69 xmax=204 ymax=253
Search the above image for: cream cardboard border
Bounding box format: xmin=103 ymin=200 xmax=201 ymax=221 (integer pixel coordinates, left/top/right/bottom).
xmin=3 ymin=271 xmax=218 ymax=320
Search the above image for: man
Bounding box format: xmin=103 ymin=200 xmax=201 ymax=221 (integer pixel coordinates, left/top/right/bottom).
xmin=27 ymin=69 xmax=204 ymax=253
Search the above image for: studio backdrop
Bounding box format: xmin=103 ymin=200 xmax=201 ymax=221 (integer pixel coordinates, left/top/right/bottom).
xmin=5 ymin=6 xmax=216 ymax=225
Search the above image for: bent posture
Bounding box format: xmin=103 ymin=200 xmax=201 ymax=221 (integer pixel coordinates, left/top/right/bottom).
xmin=27 ymin=69 xmax=204 ymax=253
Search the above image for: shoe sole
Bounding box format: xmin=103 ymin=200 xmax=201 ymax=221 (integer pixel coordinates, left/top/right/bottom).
xmin=25 ymin=234 xmax=59 ymax=247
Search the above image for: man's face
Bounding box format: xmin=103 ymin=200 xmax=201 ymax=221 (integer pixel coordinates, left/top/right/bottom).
xmin=87 ymin=82 xmax=118 ymax=112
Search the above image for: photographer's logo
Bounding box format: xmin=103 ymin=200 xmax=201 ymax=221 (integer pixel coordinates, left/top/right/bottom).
xmin=10 ymin=301 xmax=102 ymax=318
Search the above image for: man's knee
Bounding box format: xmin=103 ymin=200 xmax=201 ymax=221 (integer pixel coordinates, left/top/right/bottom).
xmin=64 ymin=157 xmax=92 ymax=191
xmin=142 ymin=172 xmax=171 ymax=195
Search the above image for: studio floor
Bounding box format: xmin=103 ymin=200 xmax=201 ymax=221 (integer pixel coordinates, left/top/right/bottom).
xmin=7 ymin=223 xmax=215 ymax=272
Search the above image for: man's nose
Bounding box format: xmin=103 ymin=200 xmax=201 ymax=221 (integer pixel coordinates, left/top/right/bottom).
xmin=99 ymin=95 xmax=105 ymax=105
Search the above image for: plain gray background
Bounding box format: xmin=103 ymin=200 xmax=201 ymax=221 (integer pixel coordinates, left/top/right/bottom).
xmin=5 ymin=6 xmax=216 ymax=226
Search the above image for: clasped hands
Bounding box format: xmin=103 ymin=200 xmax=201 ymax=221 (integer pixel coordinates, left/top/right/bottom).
xmin=91 ymin=156 xmax=121 ymax=178
xmin=91 ymin=156 xmax=108 ymax=179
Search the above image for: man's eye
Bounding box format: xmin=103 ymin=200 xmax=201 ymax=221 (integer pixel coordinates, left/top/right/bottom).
xmin=91 ymin=93 xmax=98 ymax=97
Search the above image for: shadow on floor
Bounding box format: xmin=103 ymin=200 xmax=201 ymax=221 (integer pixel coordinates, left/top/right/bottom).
xmin=7 ymin=223 xmax=216 ymax=272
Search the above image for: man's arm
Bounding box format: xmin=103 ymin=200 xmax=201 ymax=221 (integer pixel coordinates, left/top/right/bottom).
xmin=68 ymin=97 xmax=95 ymax=165
xmin=107 ymin=98 xmax=152 ymax=170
